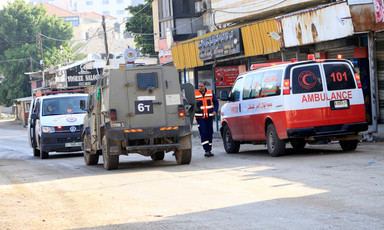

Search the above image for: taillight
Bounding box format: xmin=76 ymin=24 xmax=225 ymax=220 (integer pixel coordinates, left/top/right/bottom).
xmin=355 ymin=73 xmax=362 ymax=88
xmin=283 ymin=79 xmax=290 ymax=95
xmin=110 ymin=109 xmax=117 ymax=121
xmin=57 ymin=126 xmax=62 ymax=129
xmin=178 ymin=105 xmax=185 ymax=117
xmin=337 ymin=54 xmax=343 ymax=59
xmin=307 ymin=54 xmax=315 ymax=60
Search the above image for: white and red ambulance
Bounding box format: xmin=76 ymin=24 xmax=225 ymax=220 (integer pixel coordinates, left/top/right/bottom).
xmin=220 ymin=57 xmax=368 ymax=156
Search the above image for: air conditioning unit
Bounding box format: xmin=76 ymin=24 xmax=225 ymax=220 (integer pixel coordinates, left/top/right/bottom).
xmin=197 ymin=30 xmax=206 ymax=37
xmin=195 ymin=1 xmax=204 ymax=13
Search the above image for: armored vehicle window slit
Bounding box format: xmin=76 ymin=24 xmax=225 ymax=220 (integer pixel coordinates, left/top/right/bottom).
xmin=137 ymin=73 xmax=158 ymax=89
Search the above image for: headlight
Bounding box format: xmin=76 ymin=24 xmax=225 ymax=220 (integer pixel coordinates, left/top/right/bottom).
xmin=42 ymin=126 xmax=55 ymax=133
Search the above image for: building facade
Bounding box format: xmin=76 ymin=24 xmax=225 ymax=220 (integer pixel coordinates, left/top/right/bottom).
xmin=155 ymin=0 xmax=384 ymax=130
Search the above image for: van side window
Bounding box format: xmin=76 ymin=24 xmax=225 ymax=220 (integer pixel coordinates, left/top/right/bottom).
xmin=260 ymin=69 xmax=282 ymax=97
xmin=323 ymin=63 xmax=356 ymax=90
xmin=251 ymin=72 xmax=264 ymax=98
xmin=33 ymin=99 xmax=40 ymax=114
xmin=229 ymin=77 xmax=244 ymax=102
xmin=243 ymin=74 xmax=253 ymax=100
xmin=292 ymin=65 xmax=323 ymax=94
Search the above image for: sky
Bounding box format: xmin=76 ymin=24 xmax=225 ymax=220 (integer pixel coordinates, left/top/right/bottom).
xmin=0 ymin=0 xmax=15 ymax=9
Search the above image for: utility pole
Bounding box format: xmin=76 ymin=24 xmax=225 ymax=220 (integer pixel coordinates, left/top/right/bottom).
xmin=102 ymin=15 xmax=110 ymax=65
xmin=36 ymin=31 xmax=45 ymax=87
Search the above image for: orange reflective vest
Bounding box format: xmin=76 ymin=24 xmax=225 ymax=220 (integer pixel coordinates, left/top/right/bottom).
xmin=195 ymin=89 xmax=214 ymax=119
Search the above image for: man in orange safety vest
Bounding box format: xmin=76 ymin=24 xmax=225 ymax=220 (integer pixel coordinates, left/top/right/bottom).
xmin=195 ymin=81 xmax=219 ymax=157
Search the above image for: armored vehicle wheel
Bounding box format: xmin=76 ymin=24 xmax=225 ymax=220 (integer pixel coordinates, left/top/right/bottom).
xmin=151 ymin=151 xmax=165 ymax=161
xmin=83 ymin=135 xmax=99 ymax=165
xmin=33 ymin=147 xmax=39 ymax=157
xmin=266 ymin=124 xmax=285 ymax=157
xmin=290 ymin=139 xmax=306 ymax=150
xmin=340 ymin=140 xmax=358 ymax=151
xmin=102 ymin=136 xmax=119 ymax=170
xmin=175 ymin=149 xmax=191 ymax=164
xmin=222 ymin=125 xmax=240 ymax=153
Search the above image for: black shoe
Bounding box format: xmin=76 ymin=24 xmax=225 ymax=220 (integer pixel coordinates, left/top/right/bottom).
xmin=204 ymin=151 xmax=214 ymax=157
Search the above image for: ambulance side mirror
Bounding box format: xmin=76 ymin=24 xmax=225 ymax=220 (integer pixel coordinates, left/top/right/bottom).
xmin=220 ymin=91 xmax=229 ymax=101
xmin=80 ymin=100 xmax=88 ymax=111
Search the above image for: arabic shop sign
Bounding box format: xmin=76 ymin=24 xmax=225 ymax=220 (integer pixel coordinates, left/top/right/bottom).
xmin=198 ymin=28 xmax=241 ymax=61
xmin=66 ymin=68 xmax=101 ymax=87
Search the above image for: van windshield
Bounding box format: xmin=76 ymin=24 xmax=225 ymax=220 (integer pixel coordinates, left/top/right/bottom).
xmin=42 ymin=96 xmax=87 ymax=116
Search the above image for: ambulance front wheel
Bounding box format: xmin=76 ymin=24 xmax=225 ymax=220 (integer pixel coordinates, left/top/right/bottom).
xmin=222 ymin=125 xmax=240 ymax=153
xmin=339 ymin=140 xmax=358 ymax=151
xmin=290 ymin=138 xmax=306 ymax=150
xmin=266 ymin=124 xmax=285 ymax=157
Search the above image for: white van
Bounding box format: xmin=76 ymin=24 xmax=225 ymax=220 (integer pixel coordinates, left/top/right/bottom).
xmin=28 ymin=94 xmax=88 ymax=159
xmin=220 ymin=58 xmax=368 ymax=157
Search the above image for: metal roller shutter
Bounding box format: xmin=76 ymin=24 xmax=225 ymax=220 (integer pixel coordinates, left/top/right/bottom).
xmin=326 ymin=46 xmax=355 ymax=59
xmin=376 ymin=32 xmax=384 ymax=123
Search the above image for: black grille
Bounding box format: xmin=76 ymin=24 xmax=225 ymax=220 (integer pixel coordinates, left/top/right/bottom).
xmin=55 ymin=125 xmax=83 ymax=133
xmin=57 ymin=137 xmax=81 ymax=143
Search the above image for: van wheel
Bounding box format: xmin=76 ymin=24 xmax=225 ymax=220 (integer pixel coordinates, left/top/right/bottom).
xmin=290 ymin=139 xmax=306 ymax=150
xmin=223 ymin=125 xmax=240 ymax=153
xmin=151 ymin=151 xmax=165 ymax=161
xmin=40 ymin=149 xmax=49 ymax=159
xmin=102 ymin=136 xmax=119 ymax=170
xmin=33 ymin=147 xmax=39 ymax=157
xmin=83 ymin=135 xmax=99 ymax=165
xmin=340 ymin=140 xmax=358 ymax=151
xmin=266 ymin=124 xmax=285 ymax=157
xmin=175 ymin=149 xmax=191 ymax=164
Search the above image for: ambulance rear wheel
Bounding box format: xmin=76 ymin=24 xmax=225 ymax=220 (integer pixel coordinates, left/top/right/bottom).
xmin=175 ymin=149 xmax=191 ymax=164
xmin=339 ymin=140 xmax=358 ymax=151
xmin=290 ymin=139 xmax=306 ymax=150
xmin=266 ymin=124 xmax=285 ymax=157
xmin=223 ymin=125 xmax=240 ymax=153
xmin=151 ymin=151 xmax=165 ymax=161
xmin=102 ymin=136 xmax=119 ymax=170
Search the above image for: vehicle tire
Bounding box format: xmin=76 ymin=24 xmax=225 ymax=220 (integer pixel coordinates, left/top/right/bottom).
xmin=83 ymin=135 xmax=99 ymax=165
xmin=151 ymin=151 xmax=165 ymax=161
xmin=266 ymin=123 xmax=285 ymax=157
xmin=290 ymin=139 xmax=306 ymax=150
xmin=222 ymin=125 xmax=240 ymax=153
xmin=175 ymin=149 xmax=192 ymax=164
xmin=102 ymin=136 xmax=119 ymax=170
xmin=33 ymin=147 xmax=39 ymax=157
xmin=40 ymin=148 xmax=49 ymax=159
xmin=339 ymin=140 xmax=358 ymax=151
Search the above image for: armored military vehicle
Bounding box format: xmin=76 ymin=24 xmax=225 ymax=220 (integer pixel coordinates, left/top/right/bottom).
xmin=81 ymin=66 xmax=195 ymax=170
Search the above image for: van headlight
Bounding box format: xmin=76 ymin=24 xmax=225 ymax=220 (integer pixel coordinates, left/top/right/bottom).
xmin=42 ymin=126 xmax=55 ymax=133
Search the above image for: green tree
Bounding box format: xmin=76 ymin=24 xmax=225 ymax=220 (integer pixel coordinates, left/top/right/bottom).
xmin=0 ymin=0 xmax=73 ymax=106
xmin=125 ymin=0 xmax=156 ymax=56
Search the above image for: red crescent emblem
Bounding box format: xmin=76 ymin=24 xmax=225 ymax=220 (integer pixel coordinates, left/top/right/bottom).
xmin=298 ymin=71 xmax=317 ymax=89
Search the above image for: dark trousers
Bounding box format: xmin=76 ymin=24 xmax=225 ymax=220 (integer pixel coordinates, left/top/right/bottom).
xmin=197 ymin=117 xmax=213 ymax=152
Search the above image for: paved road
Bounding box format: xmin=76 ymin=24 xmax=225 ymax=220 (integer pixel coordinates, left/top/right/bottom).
xmin=0 ymin=120 xmax=383 ymax=229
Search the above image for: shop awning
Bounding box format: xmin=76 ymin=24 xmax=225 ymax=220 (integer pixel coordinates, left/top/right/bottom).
xmin=170 ymin=19 xmax=281 ymax=70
